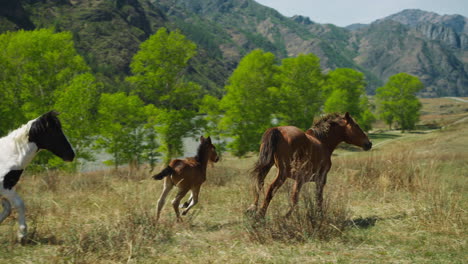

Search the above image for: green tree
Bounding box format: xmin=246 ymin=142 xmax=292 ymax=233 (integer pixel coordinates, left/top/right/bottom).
xmin=54 ymin=73 xmax=101 ymax=163
xmin=0 ymin=28 xmax=89 ymax=128
xmin=199 ymin=95 xmax=227 ymax=154
xmin=219 ymin=49 xmax=278 ymax=156
xmin=96 ymin=93 xmax=157 ymax=168
xmin=323 ymin=68 xmax=375 ymax=131
xmin=271 ymin=53 xmax=325 ymax=130
xmin=376 ymin=73 xmax=424 ymax=131
xmin=127 ymin=28 xmax=201 ymax=164
xmin=127 ymin=27 xmax=197 ymax=107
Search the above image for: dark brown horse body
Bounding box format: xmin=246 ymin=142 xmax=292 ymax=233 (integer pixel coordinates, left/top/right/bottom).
xmin=250 ymin=112 xmax=372 ymax=217
xmin=153 ymin=136 xmax=219 ymax=221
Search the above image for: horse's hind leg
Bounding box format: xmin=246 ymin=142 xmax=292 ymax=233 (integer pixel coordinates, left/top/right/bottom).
xmin=181 ymin=194 xmax=192 ymax=209
xmin=258 ymin=169 xmax=286 ymax=217
xmin=182 ymin=186 xmax=201 ymax=216
xmin=156 ymin=178 xmax=174 ymax=220
xmin=172 ymin=188 xmax=189 ymax=221
xmin=0 ymin=189 xmax=27 ymax=242
xmin=0 ymin=198 xmax=12 ymax=223
xmin=248 ymin=163 xmax=273 ymax=214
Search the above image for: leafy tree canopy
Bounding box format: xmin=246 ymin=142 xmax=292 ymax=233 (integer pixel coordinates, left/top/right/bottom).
xmin=376 ymin=73 xmax=424 ymax=131
xmin=323 ymin=68 xmax=375 ymax=131
xmin=127 ymin=27 xmax=201 ymax=164
xmin=0 ymin=28 xmax=90 ymax=135
xmin=219 ymin=49 xmax=278 ymax=156
xmin=127 ymin=27 xmax=198 ymax=108
xmin=96 ymin=92 xmax=158 ymax=168
xmin=271 ymin=53 xmax=325 ymax=130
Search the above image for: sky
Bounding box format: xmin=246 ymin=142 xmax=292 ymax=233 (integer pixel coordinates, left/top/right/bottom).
xmin=255 ymin=0 xmax=468 ymax=27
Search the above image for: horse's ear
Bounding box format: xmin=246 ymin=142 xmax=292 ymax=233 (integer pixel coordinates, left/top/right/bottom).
xmin=345 ymin=112 xmax=353 ymax=123
xmin=44 ymin=111 xmax=59 ymax=117
xmin=200 ymin=136 xmax=205 ymax=142
xmin=206 ymin=136 xmax=212 ymax=144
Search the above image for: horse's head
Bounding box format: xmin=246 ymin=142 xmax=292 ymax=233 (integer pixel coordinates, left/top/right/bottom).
xmin=340 ymin=112 xmax=372 ymax=151
xmin=28 ymin=111 xmax=75 ymax=161
xmin=201 ymin=136 xmax=219 ymax=163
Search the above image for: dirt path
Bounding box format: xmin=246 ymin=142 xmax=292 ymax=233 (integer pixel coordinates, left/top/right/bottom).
xmin=446 ymin=97 xmax=468 ymax=103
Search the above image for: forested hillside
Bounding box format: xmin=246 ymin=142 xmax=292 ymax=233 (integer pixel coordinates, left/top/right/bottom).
xmin=1 ymin=0 xmax=467 ymax=96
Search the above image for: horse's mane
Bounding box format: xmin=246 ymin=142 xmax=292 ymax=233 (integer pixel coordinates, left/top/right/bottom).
xmin=28 ymin=111 xmax=62 ymax=142
xmin=6 ymin=122 xmax=33 ymax=146
xmin=194 ymin=139 xmax=212 ymax=164
xmin=307 ymin=113 xmax=343 ymax=140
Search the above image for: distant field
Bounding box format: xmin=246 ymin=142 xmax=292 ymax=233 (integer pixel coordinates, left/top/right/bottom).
xmin=1 ymin=98 xmax=467 ymax=263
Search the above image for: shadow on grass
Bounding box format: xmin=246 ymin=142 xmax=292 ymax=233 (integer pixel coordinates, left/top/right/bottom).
xmin=344 ymin=213 xmax=407 ymax=229
xmin=344 ymin=216 xmax=378 ymax=228
xmin=21 ymin=234 xmax=63 ymax=246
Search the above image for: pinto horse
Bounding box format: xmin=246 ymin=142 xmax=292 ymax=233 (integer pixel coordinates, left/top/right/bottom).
xmin=249 ymin=112 xmax=372 ymax=217
xmin=0 ymin=111 xmax=75 ymax=241
xmin=153 ymin=136 xmax=219 ymax=221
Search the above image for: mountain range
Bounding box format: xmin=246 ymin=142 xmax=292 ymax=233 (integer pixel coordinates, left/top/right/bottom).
xmin=1 ymin=0 xmax=467 ymax=97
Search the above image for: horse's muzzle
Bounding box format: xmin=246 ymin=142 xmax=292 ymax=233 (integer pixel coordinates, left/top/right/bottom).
xmin=363 ymin=142 xmax=372 ymax=151
xmin=63 ymin=151 xmax=76 ymax=162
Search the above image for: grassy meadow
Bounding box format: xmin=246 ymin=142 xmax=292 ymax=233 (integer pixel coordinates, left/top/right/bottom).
xmin=1 ymin=98 xmax=467 ymax=263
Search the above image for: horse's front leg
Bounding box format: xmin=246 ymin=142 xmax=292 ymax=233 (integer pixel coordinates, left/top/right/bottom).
xmin=182 ymin=186 xmax=200 ymax=216
xmin=0 ymin=188 xmax=27 ymax=242
xmin=0 ymin=198 xmax=12 ymax=223
xmin=315 ymin=167 xmax=329 ymax=213
xmin=285 ymin=179 xmax=304 ymax=217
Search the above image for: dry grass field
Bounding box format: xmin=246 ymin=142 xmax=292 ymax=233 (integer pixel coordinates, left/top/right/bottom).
xmin=1 ymin=98 xmax=467 ymax=263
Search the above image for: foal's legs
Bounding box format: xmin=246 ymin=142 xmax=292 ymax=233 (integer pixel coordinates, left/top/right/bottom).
xmin=0 ymin=188 xmax=27 ymax=241
xmin=181 ymin=194 xmax=192 ymax=209
xmin=172 ymin=188 xmax=189 ymax=221
xmin=156 ymin=178 xmax=174 ymax=220
xmin=182 ymin=185 xmax=201 ymax=216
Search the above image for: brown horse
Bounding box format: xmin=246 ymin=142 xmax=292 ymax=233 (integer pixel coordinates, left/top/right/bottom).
xmin=153 ymin=136 xmax=219 ymax=221
xmin=249 ymin=112 xmax=372 ymax=217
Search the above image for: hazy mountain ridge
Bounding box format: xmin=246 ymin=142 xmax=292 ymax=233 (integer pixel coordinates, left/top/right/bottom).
xmin=360 ymin=9 xmax=468 ymax=96
xmin=1 ymin=1 xmax=467 ymax=96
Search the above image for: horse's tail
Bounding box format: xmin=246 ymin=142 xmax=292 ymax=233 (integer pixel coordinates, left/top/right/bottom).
xmin=252 ymin=128 xmax=281 ymax=178
xmin=152 ymin=166 xmax=174 ymax=180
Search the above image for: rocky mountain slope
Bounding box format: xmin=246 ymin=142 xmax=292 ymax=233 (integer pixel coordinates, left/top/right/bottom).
xmin=1 ymin=1 xmax=467 ymax=97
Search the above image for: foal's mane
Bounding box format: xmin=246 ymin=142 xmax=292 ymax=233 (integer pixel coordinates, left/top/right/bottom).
xmin=307 ymin=113 xmax=343 ymax=140
xmin=194 ymin=139 xmax=212 ymax=164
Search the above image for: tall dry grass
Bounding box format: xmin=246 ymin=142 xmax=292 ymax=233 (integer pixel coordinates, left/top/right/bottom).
xmin=1 ymin=120 xmax=466 ymax=263
xmin=244 ymin=185 xmax=352 ymax=243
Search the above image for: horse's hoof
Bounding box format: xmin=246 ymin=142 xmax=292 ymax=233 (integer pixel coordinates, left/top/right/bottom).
xmin=17 ymin=233 xmax=27 ymax=245
xmin=245 ymin=205 xmax=257 ymax=214
xmin=17 ymin=225 xmax=27 ymax=245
